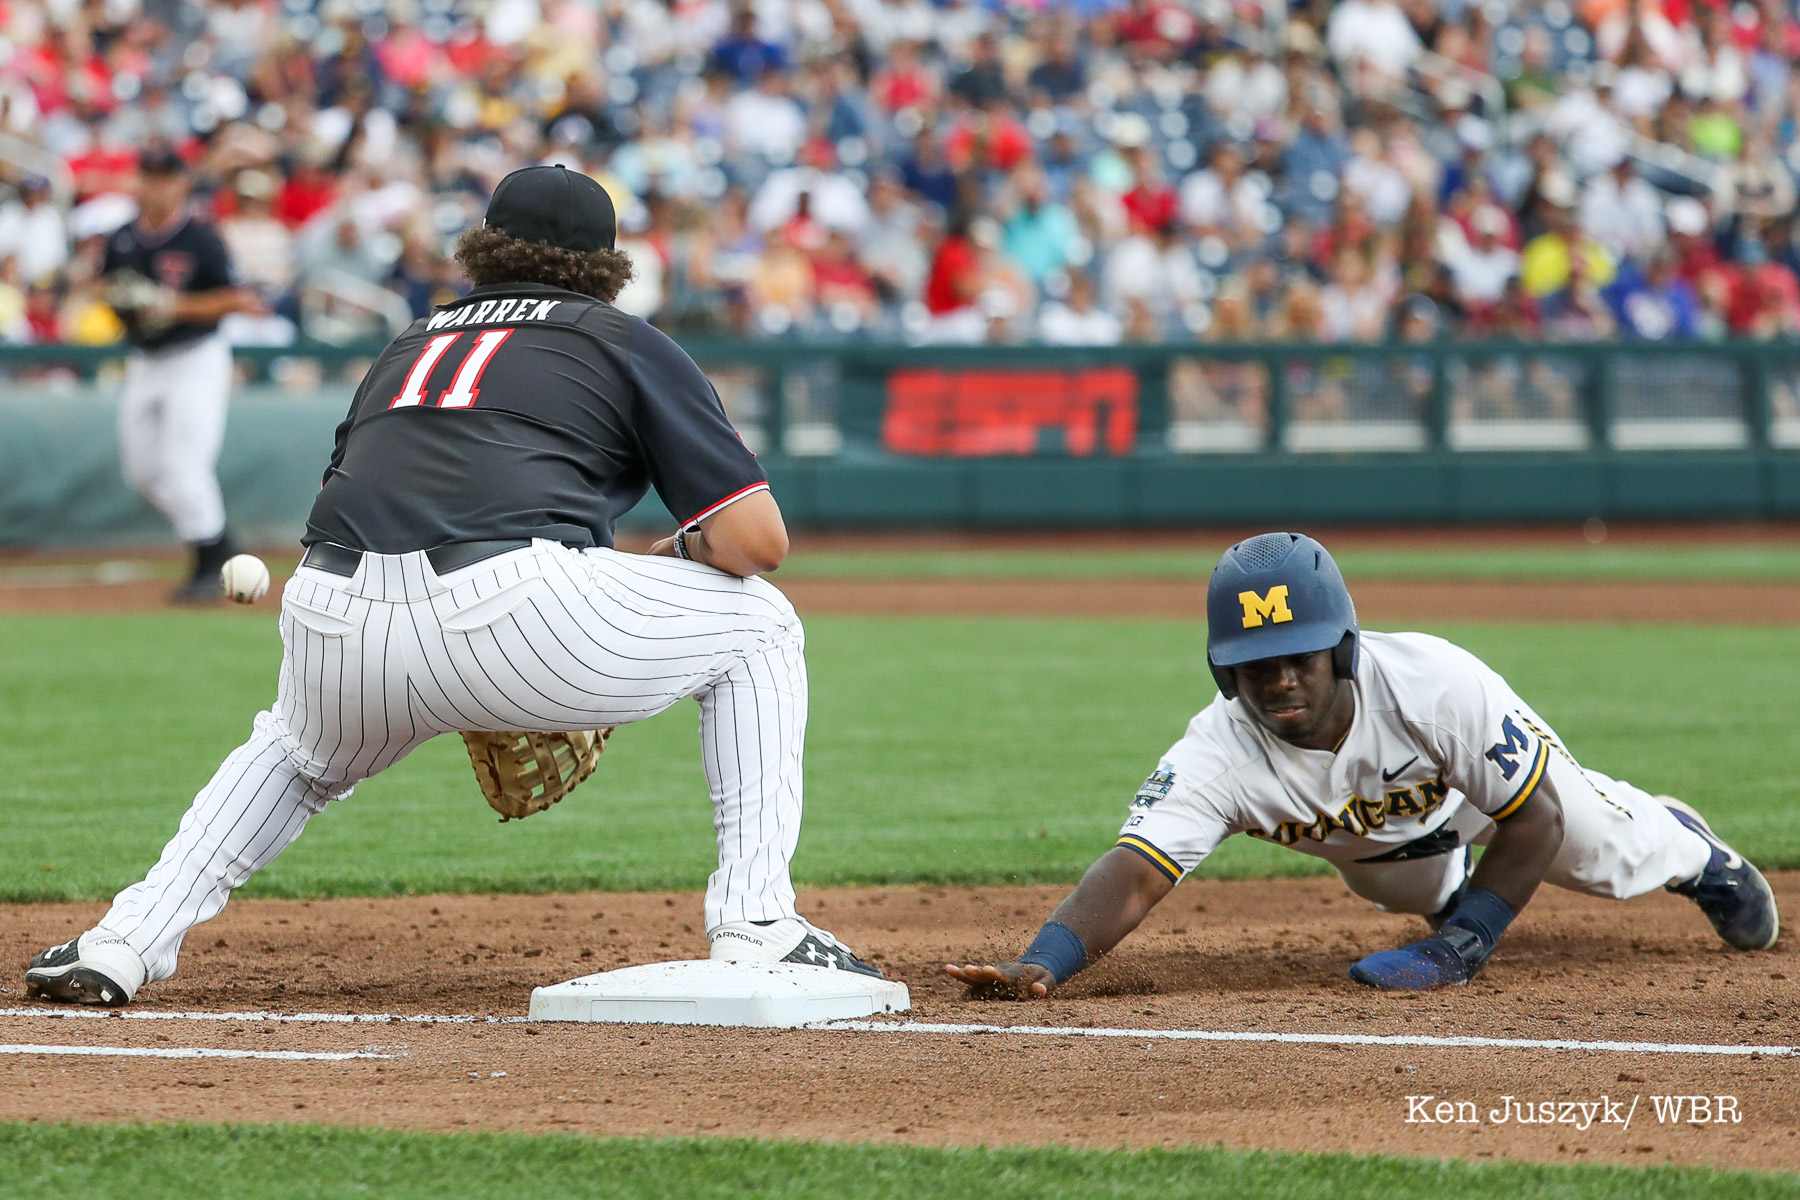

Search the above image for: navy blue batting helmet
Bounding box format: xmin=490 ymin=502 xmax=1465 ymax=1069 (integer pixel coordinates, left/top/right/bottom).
xmin=1206 ymin=532 xmax=1359 ymax=699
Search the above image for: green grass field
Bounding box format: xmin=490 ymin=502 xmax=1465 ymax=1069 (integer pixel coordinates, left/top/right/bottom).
xmin=5 ymin=1124 xmax=1796 ymax=1200
xmin=2 ymin=612 xmax=1797 ymax=902
xmin=773 ymin=542 xmax=1800 ymax=583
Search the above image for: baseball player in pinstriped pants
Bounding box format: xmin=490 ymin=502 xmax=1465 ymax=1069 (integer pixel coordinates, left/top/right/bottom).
xmin=27 ymin=164 xmax=880 ymax=1007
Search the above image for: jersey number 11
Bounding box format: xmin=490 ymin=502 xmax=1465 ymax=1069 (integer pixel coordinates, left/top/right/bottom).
xmin=390 ymin=329 xmax=515 ymax=410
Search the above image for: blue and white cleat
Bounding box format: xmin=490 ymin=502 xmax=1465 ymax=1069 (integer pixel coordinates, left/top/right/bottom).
xmin=1662 ymin=797 xmax=1780 ymax=951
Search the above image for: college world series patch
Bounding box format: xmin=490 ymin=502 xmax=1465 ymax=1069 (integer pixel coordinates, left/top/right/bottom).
xmin=1133 ymin=768 xmax=1176 ymax=809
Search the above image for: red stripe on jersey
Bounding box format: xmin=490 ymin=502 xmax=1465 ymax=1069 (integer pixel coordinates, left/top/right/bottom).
xmin=684 ymin=482 xmax=771 ymax=529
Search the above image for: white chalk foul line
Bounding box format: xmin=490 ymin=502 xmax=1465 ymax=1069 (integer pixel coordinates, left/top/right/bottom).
xmin=0 ymin=1007 xmax=522 ymax=1026
xmin=816 ymin=1021 xmax=1799 ymax=1058
xmin=0 ymin=1043 xmax=393 ymax=1061
xmin=6 ymin=1008 xmax=1791 ymax=1058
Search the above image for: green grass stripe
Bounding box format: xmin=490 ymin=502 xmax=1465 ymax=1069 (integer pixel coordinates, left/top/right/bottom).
xmin=775 ymin=544 xmax=1800 ymax=583
xmin=3 ymin=613 xmax=1797 ymax=902
xmin=3 ymin=1124 xmax=1794 ymax=1200
xmin=6 ymin=613 xmax=1800 ymax=901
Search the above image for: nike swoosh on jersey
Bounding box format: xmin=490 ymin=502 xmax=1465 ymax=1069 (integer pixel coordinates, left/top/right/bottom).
xmin=1380 ymin=756 xmax=1419 ymax=783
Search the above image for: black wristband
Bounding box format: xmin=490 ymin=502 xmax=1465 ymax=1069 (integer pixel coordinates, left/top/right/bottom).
xmin=1440 ymin=887 xmax=1516 ymax=950
xmin=1435 ymin=926 xmax=1496 ymax=979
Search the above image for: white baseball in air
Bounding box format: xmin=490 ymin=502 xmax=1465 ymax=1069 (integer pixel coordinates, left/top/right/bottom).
xmin=220 ymin=553 xmax=270 ymax=604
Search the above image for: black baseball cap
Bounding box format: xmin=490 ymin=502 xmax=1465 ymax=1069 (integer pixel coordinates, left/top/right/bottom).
xmin=484 ymin=164 xmax=616 ymax=252
xmin=140 ymin=148 xmax=188 ymax=176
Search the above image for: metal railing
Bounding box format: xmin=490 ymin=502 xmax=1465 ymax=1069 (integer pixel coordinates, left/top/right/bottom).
xmin=1347 ymin=34 xmax=1720 ymax=193
xmin=1412 ymin=48 xmax=1509 ymax=124
xmin=298 ymin=267 xmax=417 ymax=344
xmin=0 ymin=132 xmax=75 ymax=208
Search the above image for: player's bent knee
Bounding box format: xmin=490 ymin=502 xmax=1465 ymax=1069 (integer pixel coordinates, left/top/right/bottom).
xmin=1547 ymin=868 xmax=1635 ymax=900
xmin=1360 ymin=895 xmax=1446 ymax=916
xmin=248 ymin=711 xmax=362 ymax=806
xmin=746 ymin=576 xmax=802 ymax=629
xmin=1543 ymin=843 xmax=1643 ymax=899
xmin=1336 ymin=869 xmax=1462 ymax=916
xmin=120 ymin=458 xmax=157 ymax=492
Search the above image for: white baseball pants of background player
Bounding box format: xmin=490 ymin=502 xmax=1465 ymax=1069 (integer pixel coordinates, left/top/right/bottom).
xmin=1336 ymin=755 xmax=1711 ymax=915
xmin=99 ymin=540 xmax=808 ymax=983
xmin=117 ymin=333 xmax=233 ymax=543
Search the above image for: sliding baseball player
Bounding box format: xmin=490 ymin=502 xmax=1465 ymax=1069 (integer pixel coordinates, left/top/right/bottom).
xmin=949 ymin=532 xmax=1778 ymax=996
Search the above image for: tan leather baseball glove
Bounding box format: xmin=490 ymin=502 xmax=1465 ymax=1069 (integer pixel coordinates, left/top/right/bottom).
xmin=460 ymin=728 xmax=613 ymax=821
xmin=103 ymin=270 xmax=176 ymax=337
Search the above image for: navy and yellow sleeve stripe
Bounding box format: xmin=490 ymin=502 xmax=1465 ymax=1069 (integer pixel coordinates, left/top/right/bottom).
xmin=1489 ymin=741 xmax=1549 ymax=821
xmin=1116 ymin=834 xmax=1183 ymax=884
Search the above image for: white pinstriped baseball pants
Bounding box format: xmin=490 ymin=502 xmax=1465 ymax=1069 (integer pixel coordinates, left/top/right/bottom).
xmin=101 ymin=541 xmax=807 ymax=983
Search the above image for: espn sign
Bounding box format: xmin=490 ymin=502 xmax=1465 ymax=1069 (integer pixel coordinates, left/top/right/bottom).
xmin=882 ymin=367 xmax=1139 ymax=457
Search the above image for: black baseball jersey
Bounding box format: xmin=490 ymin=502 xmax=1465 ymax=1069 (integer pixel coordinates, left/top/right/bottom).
xmin=102 ymin=214 xmax=236 ymax=351
xmin=304 ymin=282 xmax=767 ymax=553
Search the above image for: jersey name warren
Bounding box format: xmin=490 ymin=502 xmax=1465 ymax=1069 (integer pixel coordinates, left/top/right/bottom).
xmin=425 ymin=297 xmax=562 ymax=329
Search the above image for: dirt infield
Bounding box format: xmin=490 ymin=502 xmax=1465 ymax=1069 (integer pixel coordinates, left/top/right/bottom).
xmin=4 ymin=876 xmax=1796 ymax=1170
xmin=779 ymin=578 xmax=1800 ymax=622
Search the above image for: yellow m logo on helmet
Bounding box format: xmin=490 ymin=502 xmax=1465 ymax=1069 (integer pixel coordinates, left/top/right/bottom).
xmin=1238 ymin=586 xmax=1294 ymax=629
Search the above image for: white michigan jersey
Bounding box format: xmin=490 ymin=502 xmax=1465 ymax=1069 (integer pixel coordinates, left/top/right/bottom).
xmin=1116 ymin=630 xmax=1704 ymax=902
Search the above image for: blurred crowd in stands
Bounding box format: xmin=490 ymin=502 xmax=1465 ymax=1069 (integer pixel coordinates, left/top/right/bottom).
xmin=3 ymin=0 xmax=1800 ymax=349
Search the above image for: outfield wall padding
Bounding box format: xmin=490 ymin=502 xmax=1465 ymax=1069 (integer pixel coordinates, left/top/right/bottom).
xmin=2 ymin=388 xmax=1797 ymax=550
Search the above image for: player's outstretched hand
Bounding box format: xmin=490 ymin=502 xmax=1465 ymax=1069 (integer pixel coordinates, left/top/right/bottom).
xmin=944 ymin=961 xmax=1056 ymax=999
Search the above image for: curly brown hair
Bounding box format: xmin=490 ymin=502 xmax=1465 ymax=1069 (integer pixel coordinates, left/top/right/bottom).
xmin=453 ymin=226 xmax=635 ymax=302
